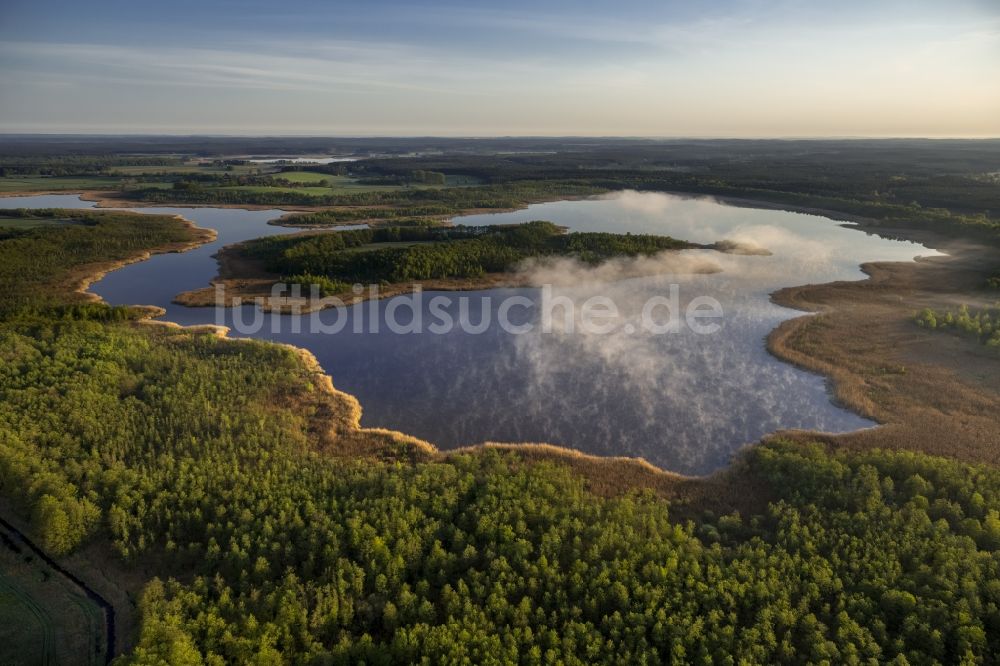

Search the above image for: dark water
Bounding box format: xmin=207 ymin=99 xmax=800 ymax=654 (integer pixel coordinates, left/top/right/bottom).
xmin=4 ymin=192 xmax=939 ymax=474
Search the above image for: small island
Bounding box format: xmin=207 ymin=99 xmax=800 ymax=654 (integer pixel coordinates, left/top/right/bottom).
xmin=176 ymin=220 xmax=763 ymax=312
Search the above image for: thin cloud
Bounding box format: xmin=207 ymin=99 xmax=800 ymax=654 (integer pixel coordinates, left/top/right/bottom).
xmin=0 ymin=41 xmax=500 ymax=95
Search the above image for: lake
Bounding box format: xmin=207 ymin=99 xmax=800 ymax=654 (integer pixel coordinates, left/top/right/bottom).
xmin=245 ymin=156 xmax=359 ymax=164
xmin=2 ymin=191 xmax=939 ymax=474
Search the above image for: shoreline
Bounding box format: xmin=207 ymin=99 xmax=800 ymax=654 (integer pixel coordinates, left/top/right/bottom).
xmin=69 ymin=214 xmax=217 ymax=307
xmin=15 ymin=189 xmax=998 ymax=489
xmin=0 ymin=189 xmax=323 ymax=212
xmin=6 ymin=191 xmax=702 ymax=486
xmin=172 ymin=239 xmax=729 ymax=314
xmin=56 ymin=208 xmax=687 ymax=483
xmin=133 ymin=311 xmax=706 ymax=497
xmin=764 ymin=232 xmax=1000 ymax=464
xmin=0 ymin=185 xmax=982 ymax=247
xmin=266 ymin=195 xmax=598 ymax=229
xmin=660 ymin=190 xmax=873 ymax=225
xmin=60 ymin=202 xmax=715 ymax=490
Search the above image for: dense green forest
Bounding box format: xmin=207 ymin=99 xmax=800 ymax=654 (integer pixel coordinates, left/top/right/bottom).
xmin=127 ymin=179 xmax=606 ymax=210
xmin=280 ymin=205 xmax=458 ymax=226
xmin=1 ymin=318 xmax=998 ymax=663
xmin=0 ymin=155 xmax=183 ymax=177
xmin=127 ymin=441 xmax=1000 ymax=664
xmin=239 ymin=221 xmax=691 ymax=286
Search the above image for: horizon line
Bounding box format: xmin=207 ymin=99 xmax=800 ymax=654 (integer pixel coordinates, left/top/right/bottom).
xmin=1 ymin=132 xmax=999 ymax=141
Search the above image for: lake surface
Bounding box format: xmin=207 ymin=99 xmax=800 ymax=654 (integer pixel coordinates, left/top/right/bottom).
xmin=245 ymin=156 xmax=359 ymax=164
xmin=2 ymin=192 xmax=939 ymax=474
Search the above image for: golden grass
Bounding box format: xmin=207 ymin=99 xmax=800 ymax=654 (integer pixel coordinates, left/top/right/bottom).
xmin=767 ymin=230 xmax=1000 ymax=464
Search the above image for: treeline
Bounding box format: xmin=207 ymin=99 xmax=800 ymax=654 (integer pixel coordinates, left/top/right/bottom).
xmin=348 ymin=149 xmax=1000 ymax=240
xmin=355 ymin=170 xmax=447 ymax=186
xmin=915 ymin=304 xmax=1000 ymax=348
xmin=280 ymin=205 xmax=458 ymax=226
xmin=282 ymin=163 xmax=351 ymax=177
xmin=0 ymin=155 xmax=183 ymax=177
xmin=172 ymin=174 xmax=327 ymax=191
xmin=5 ymin=139 xmax=1000 ymax=227
xmin=357 ymin=143 xmax=1000 ymax=220
xmin=625 ymin=184 xmax=1000 ymax=242
xmin=240 ymin=221 xmax=689 ymax=285
xmin=128 ymin=168 xmax=1000 ymax=244
xmin=127 ymin=180 xmax=607 ymax=209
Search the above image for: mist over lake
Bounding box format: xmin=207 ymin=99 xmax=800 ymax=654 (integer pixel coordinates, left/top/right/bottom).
xmin=10 ymin=191 xmax=937 ymax=474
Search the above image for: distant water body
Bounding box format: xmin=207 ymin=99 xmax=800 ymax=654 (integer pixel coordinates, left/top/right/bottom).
xmin=245 ymin=156 xmax=358 ymax=164
xmin=3 ymin=192 xmax=940 ymax=474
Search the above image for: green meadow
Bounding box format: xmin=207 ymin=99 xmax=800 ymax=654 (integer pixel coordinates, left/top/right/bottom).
xmin=0 ymin=176 xmax=122 ymax=193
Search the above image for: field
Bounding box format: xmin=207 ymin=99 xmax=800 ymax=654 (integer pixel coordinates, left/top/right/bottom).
xmin=124 ymin=181 xmax=173 ymax=190
xmin=218 ymin=173 xmax=452 ymax=197
xmin=276 ymin=170 xmax=339 ymax=184
xmin=108 ymin=163 xmax=259 ymax=176
xmin=0 ymin=176 xmax=122 ymax=193
xmin=276 ymin=171 xmax=480 ymax=188
xmin=216 ymin=184 xmax=347 ymax=196
xmin=0 ymin=164 xmax=445 ymax=200
xmin=278 ymin=172 xmax=454 ymax=192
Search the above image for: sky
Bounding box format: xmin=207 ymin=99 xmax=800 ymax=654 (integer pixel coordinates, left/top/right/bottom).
xmin=0 ymin=0 xmax=998 ymax=137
